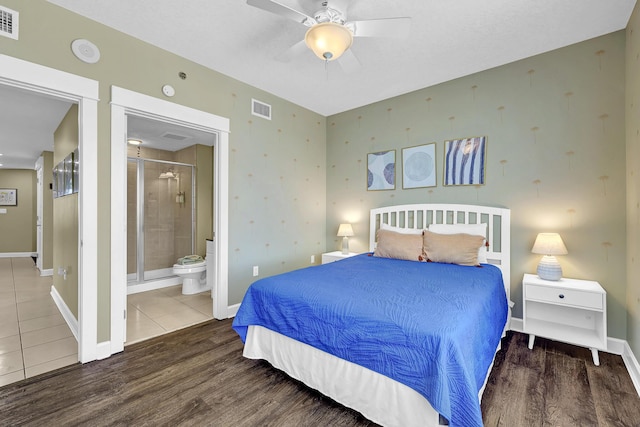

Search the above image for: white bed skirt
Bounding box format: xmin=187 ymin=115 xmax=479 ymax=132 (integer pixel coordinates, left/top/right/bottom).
xmin=244 ymin=325 xmax=448 ymax=427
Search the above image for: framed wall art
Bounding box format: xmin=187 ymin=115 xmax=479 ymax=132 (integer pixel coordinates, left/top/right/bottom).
xmin=367 ymin=150 xmax=395 ymax=191
xmin=0 ymin=188 xmax=17 ymax=206
xmin=444 ymin=136 xmax=487 ymax=186
xmin=402 ymin=143 xmax=436 ymax=189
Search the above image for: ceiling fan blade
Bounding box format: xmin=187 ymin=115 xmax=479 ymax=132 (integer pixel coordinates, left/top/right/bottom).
xmin=247 ymin=0 xmax=316 ymax=26
xmin=350 ymin=17 xmax=411 ymax=38
xmin=275 ymin=40 xmax=308 ymax=62
xmin=337 ymin=49 xmax=361 ymax=73
xmin=325 ymin=0 xmax=351 ymax=13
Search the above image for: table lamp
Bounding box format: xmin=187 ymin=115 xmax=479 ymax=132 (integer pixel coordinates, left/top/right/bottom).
xmin=531 ymin=232 xmax=568 ymax=281
xmin=337 ymin=223 xmax=354 ymax=255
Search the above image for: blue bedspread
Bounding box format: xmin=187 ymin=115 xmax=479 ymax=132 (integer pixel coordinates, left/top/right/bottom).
xmin=232 ymin=254 xmax=508 ymax=427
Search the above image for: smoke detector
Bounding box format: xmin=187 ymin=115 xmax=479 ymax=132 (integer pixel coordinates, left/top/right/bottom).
xmin=71 ymin=38 xmax=101 ymax=64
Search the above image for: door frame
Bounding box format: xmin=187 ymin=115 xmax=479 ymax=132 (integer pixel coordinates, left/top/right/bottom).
xmin=0 ymin=54 xmax=99 ymax=363
xmin=35 ymin=156 xmax=44 ymax=273
xmin=109 ymin=86 xmax=230 ymax=355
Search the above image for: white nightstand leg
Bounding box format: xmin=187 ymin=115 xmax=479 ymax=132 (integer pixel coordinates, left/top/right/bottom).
xmin=528 ymin=334 xmax=535 ymax=350
xmin=590 ymin=348 xmax=600 ymax=366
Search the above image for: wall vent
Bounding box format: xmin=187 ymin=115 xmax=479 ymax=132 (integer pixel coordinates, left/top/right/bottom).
xmin=252 ymin=98 xmax=272 ymax=120
xmin=0 ymin=5 xmax=18 ymax=40
xmin=161 ymin=132 xmax=191 ymax=141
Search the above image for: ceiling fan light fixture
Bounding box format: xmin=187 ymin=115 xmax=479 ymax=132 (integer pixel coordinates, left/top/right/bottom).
xmin=304 ymin=22 xmax=353 ymax=61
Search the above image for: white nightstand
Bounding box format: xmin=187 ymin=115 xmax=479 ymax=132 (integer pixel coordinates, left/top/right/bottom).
xmin=522 ymin=273 xmax=607 ymax=365
xmin=321 ymin=251 xmax=359 ymax=264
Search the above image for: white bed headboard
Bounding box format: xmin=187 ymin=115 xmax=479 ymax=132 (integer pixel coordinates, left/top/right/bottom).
xmin=369 ymin=203 xmax=511 ymax=300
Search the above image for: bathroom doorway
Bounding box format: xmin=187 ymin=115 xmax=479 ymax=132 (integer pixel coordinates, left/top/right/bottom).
xmin=126 ymin=157 xmax=195 ymax=293
xmin=110 ymin=86 xmax=230 ymax=356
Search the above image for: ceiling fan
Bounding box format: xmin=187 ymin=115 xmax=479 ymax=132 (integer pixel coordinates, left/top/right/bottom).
xmin=246 ymin=0 xmax=411 ymax=71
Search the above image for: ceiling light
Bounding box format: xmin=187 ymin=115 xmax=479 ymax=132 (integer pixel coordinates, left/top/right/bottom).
xmin=304 ymin=22 xmax=353 ymax=61
xmin=127 ymin=139 xmax=143 ymax=146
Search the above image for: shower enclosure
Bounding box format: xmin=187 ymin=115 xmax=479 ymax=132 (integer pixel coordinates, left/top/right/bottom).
xmin=127 ymin=158 xmax=195 ymax=293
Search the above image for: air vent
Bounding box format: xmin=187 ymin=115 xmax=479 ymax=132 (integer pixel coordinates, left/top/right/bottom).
xmin=161 ymin=132 xmax=191 ymax=141
xmin=252 ymin=98 xmax=272 ymax=120
xmin=0 ymin=5 xmax=18 ymax=40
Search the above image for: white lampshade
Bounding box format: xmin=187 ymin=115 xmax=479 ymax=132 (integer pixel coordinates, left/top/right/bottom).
xmin=304 ymin=22 xmax=353 ymax=61
xmin=531 ymin=233 xmax=567 ymax=281
xmin=531 ymin=233 xmax=568 ymax=255
xmin=337 ymin=223 xmax=354 ymax=237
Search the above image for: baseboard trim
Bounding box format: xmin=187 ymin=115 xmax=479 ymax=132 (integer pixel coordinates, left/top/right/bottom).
xmin=510 ymin=317 xmax=523 ymax=332
xmin=50 ymin=285 xmax=79 ymax=341
xmin=39 ymin=268 xmax=53 ymax=277
xmin=227 ymin=303 xmax=240 ymax=318
xmin=0 ymin=252 xmax=37 ymax=258
xmin=622 ymin=341 xmax=640 ymax=397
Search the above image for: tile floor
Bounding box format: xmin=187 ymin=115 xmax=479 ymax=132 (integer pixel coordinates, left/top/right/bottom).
xmin=125 ymin=285 xmax=213 ymax=345
xmin=0 ymin=257 xmax=213 ymax=388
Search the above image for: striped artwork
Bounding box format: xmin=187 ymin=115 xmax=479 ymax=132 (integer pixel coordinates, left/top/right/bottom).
xmin=444 ymin=136 xmax=487 ymax=185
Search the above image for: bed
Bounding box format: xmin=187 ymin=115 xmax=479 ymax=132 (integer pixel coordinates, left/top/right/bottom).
xmin=232 ymin=203 xmax=511 ymax=427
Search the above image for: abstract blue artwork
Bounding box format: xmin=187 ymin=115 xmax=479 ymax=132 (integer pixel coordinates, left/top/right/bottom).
xmin=403 ymin=143 xmax=436 ymax=189
xmin=367 ymin=150 xmax=395 ymax=190
xmin=444 ymin=136 xmax=487 ymax=186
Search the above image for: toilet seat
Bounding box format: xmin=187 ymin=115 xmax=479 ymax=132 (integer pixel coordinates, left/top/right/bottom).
xmin=173 ymin=260 xmax=206 ymax=272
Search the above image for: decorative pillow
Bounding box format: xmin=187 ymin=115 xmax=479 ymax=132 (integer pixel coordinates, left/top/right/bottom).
xmin=374 ymin=228 xmax=423 ymax=261
xmin=422 ymin=230 xmax=485 ymax=266
xmin=428 ymin=223 xmax=488 ymax=263
xmin=380 ymin=222 xmax=424 ymax=235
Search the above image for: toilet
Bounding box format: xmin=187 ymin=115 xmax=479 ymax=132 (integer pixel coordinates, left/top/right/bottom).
xmin=172 ymin=259 xmax=208 ymax=295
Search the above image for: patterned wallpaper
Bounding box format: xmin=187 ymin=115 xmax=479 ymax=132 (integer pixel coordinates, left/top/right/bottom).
xmin=626 ymin=5 xmax=640 ymax=362
xmin=326 ymin=31 xmax=628 ymax=339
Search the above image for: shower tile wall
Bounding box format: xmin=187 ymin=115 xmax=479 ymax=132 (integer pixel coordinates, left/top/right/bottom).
xmin=127 ymin=145 xmax=198 ymax=278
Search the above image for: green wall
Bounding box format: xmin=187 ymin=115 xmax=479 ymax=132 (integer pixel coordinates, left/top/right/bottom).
xmin=0 ymin=169 xmax=36 ymax=253
xmin=53 ymin=104 xmax=79 ymax=318
xmin=626 ymin=4 xmax=640 ymax=363
xmin=0 ymin=0 xmax=326 ymax=342
xmin=326 ymin=32 xmax=628 ymax=340
xmin=41 ymin=151 xmax=54 ymax=270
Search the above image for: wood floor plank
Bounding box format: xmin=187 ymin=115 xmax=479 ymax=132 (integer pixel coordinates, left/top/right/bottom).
xmin=1 ymin=322 xmax=639 ymax=427
xmin=482 ymin=332 xmax=546 ymax=427
xmin=586 ymin=351 xmax=640 ymax=427
xmin=542 ymin=352 xmax=599 ymax=426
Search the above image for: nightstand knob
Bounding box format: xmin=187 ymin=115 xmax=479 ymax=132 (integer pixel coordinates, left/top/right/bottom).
xmin=558 ymin=294 xmax=565 ymax=299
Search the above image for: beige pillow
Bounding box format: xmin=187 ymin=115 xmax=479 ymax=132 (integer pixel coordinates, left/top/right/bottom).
xmin=422 ymin=230 xmax=485 ymax=266
xmin=374 ymin=228 xmax=423 ymax=261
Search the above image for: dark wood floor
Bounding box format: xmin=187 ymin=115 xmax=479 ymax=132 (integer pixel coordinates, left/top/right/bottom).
xmin=1 ymin=319 xmax=639 ymax=426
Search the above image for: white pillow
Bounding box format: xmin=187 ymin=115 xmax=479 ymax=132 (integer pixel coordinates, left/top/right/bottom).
xmin=428 ymin=223 xmax=488 ymax=263
xmin=380 ymin=222 xmax=424 ymax=235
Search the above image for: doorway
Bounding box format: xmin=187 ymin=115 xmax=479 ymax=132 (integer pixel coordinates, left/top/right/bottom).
xmin=0 ymin=54 xmax=99 ymax=363
xmin=110 ymin=86 xmax=230 ymax=356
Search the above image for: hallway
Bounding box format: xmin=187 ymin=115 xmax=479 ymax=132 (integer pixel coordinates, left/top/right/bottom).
xmin=0 ymin=257 xmax=76 ymax=387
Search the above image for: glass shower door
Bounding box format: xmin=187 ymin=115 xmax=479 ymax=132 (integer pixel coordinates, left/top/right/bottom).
xmin=142 ymin=161 xmax=194 ymax=281
xmin=127 ymin=157 xmax=194 ymax=284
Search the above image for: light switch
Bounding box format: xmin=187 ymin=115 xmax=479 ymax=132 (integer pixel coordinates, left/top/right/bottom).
xmin=0 ymin=209 xmax=6 ymax=214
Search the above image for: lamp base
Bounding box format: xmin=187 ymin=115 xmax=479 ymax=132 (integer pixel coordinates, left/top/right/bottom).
xmin=537 ymin=255 xmax=562 ymax=281
xmin=341 ymin=236 xmax=350 ymax=255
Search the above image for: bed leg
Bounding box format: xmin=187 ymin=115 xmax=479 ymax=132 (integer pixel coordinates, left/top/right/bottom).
xmin=438 ymin=414 xmax=449 ymax=425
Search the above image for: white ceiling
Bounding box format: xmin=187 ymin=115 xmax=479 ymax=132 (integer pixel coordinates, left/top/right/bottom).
xmin=46 ymin=0 xmax=636 ymax=116
xmin=1 ymin=0 xmax=636 ymax=170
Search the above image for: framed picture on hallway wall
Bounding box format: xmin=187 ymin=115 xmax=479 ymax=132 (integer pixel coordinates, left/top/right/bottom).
xmin=402 ymin=143 xmax=436 ymax=189
xmin=0 ymin=188 xmax=17 ymax=206
xmin=444 ymin=136 xmax=487 ymax=186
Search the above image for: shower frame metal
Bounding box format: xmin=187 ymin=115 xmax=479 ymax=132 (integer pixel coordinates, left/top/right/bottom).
xmin=128 ymin=157 xmax=196 ymax=284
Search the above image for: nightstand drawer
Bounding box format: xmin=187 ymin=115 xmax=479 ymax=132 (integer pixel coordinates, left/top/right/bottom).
xmin=526 ymin=285 xmax=603 ymax=310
